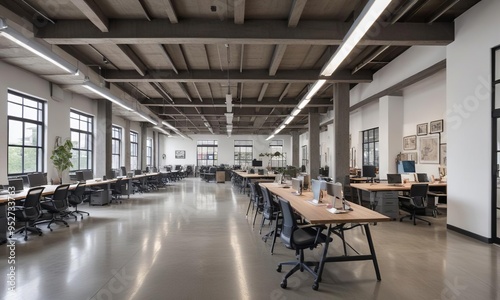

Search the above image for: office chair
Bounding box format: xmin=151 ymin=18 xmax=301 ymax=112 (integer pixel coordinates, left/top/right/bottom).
xmin=246 ymin=181 xmax=261 ymax=218
xmin=11 ymin=187 xmax=45 ymax=240
xmin=110 ymin=178 xmax=124 ymax=203
xmin=39 ymin=184 xmax=71 ymax=230
xmin=398 ymin=183 xmax=431 ymax=225
xmin=67 ymin=183 xmax=90 ymax=220
xmin=276 ymin=198 xmax=329 ymax=290
xmin=259 ymin=185 xmax=282 ymax=254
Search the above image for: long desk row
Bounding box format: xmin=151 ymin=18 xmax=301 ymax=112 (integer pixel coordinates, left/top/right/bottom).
xmin=261 ymin=182 xmax=390 ymax=290
xmin=350 ymin=182 xmax=447 ymax=219
xmin=232 ymin=171 xmax=277 ymax=194
xmin=0 ymin=172 xmax=162 ymax=243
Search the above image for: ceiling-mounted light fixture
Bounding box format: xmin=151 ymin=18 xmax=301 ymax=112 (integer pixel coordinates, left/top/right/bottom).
xmin=225 ymin=112 xmax=233 ymax=124
xmin=83 ymin=81 xmax=133 ymax=111
xmin=266 ymin=135 xmax=275 ymax=141
xmin=284 ymin=116 xmax=295 ymax=125
xmin=304 ymin=79 xmax=326 ymax=100
xmin=225 ymin=94 xmax=233 ymax=112
xmin=320 ymin=0 xmax=392 ymax=76
xmin=153 ymin=126 xmax=172 ymax=137
xmin=0 ymin=18 xmax=79 ymax=75
xmin=134 ymin=111 xmax=158 ymax=125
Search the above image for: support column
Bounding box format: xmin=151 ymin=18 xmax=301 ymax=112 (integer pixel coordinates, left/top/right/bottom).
xmin=334 ymin=83 xmax=350 ymax=184
xmin=291 ymin=131 xmax=300 ymax=167
xmin=96 ymin=100 xmax=112 ymax=179
xmin=141 ymin=123 xmax=148 ymax=170
xmin=379 ymin=96 xmax=404 ymax=178
xmin=124 ymin=120 xmax=131 ymax=170
xmin=153 ymin=131 xmax=158 ymax=168
xmin=309 ymin=108 xmax=320 ymax=181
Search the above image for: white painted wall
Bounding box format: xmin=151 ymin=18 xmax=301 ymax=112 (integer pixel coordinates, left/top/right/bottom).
xmin=446 ymin=0 xmax=497 ymax=238
xmin=162 ymin=134 xmax=292 ymax=167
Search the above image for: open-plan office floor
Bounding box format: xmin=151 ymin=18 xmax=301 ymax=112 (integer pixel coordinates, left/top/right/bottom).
xmin=1 ymin=178 xmax=499 ymax=300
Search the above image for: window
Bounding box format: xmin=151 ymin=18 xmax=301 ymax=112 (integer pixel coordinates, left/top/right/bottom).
xmin=70 ymin=110 xmax=93 ymax=171
xmin=269 ymin=140 xmax=285 ymax=168
xmin=130 ymin=131 xmax=138 ymax=170
xmin=197 ymin=140 xmax=218 ymax=166
xmin=362 ymin=127 xmax=379 ymax=167
xmin=112 ymin=126 xmax=122 ymax=170
xmin=146 ymin=138 xmax=153 ymax=167
xmin=7 ymin=90 xmax=45 ymax=175
xmin=234 ymin=140 xmax=253 ymax=166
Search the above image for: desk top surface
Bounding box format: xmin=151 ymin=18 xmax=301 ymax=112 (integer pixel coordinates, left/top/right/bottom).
xmin=234 ymin=171 xmax=277 ymax=178
xmin=261 ymin=182 xmax=390 ymax=225
xmin=351 ymin=182 xmax=447 ymax=192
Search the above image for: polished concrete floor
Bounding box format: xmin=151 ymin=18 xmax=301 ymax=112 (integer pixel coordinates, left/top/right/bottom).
xmin=2 ymin=178 xmax=499 ymax=300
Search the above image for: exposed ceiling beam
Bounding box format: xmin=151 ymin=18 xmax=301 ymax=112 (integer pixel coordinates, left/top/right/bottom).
xmin=257 ymin=83 xmax=269 ymax=102
xmin=116 ymin=44 xmax=147 ymax=76
xmin=288 ymin=0 xmax=308 ymax=28
xmin=150 ymin=82 xmax=173 ymax=103
xmin=269 ymin=44 xmax=287 ymax=76
xmin=350 ymin=60 xmax=446 ymax=112
xmin=278 ymin=83 xmax=291 ymax=102
xmin=239 ymin=44 xmax=244 ymax=73
xmin=69 ymin=0 xmax=109 ymax=32
xmin=164 ymin=0 xmax=178 ymax=24
xmin=37 ymin=19 xmax=455 ymax=46
xmin=103 ymin=69 xmax=373 ymax=83
xmin=427 ymin=0 xmax=461 ymax=23
xmin=137 ymin=0 xmax=152 ymax=21
xmin=158 ymin=112 xmax=305 ymax=117
xmin=192 ymin=82 xmax=203 ymax=102
xmin=145 ymin=97 xmax=332 ymax=108
xmin=177 ymin=82 xmax=192 ymax=102
xmin=234 ymin=0 xmax=245 ymax=24
xmin=159 ymin=44 xmax=178 ymax=74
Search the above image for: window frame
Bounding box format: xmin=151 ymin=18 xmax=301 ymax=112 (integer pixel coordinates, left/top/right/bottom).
xmin=7 ymin=90 xmax=45 ymax=176
xmin=197 ymin=140 xmax=218 ymax=166
xmin=146 ymin=138 xmax=153 ymax=167
xmin=130 ymin=131 xmax=139 ymax=170
xmin=112 ymin=125 xmax=122 ymax=170
xmin=234 ymin=140 xmax=253 ymax=166
xmin=362 ymin=127 xmax=379 ymax=167
xmin=70 ymin=109 xmax=94 ymax=171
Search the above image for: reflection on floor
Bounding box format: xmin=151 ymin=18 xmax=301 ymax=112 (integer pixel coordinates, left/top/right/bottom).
xmin=1 ymin=178 xmax=499 ymax=300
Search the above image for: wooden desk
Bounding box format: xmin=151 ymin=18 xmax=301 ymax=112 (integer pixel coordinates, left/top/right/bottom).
xmin=262 ymin=182 xmax=390 ymax=289
xmin=350 ymin=182 xmax=447 ymax=219
xmin=233 ymin=171 xmax=276 ymax=194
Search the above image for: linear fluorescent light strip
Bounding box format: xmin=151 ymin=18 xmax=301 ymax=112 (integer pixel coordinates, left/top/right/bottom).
xmin=266 ymin=135 xmax=275 ymax=141
xmin=134 ymin=111 xmax=158 ymax=125
xmin=83 ymin=83 xmax=133 ymax=111
xmin=321 ymin=0 xmax=392 ymax=76
xmin=304 ymin=79 xmax=326 ymax=100
xmin=0 ymin=20 xmax=78 ymax=75
xmin=284 ymin=116 xmax=295 ymax=125
xmin=153 ymin=126 xmax=171 ymax=136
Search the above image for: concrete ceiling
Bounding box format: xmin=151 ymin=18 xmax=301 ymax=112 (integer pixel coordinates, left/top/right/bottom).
xmin=0 ymin=0 xmax=481 ymax=136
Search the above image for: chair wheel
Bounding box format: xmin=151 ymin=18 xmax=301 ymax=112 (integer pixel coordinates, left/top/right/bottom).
xmin=24 ymin=236 xmax=27 ymax=241
xmin=49 ymin=228 xmax=53 ymax=232
xmin=276 ymin=265 xmax=282 ymax=272
xmin=280 ymin=280 xmax=287 ymax=289
xmin=312 ymin=283 xmax=319 ymax=290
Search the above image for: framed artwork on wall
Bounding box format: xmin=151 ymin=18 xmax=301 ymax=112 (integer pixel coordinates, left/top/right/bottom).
xmin=417 ymin=123 xmax=428 ymax=135
xmin=175 ymin=150 xmax=186 ymax=159
xmin=403 ymin=135 xmax=417 ymax=150
xmin=430 ymin=119 xmax=444 ymax=133
xmin=440 ymin=143 xmax=447 ymax=166
xmin=419 ymin=135 xmax=440 ymax=164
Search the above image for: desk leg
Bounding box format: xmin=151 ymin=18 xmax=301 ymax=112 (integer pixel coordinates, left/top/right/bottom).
xmin=315 ymin=224 xmax=333 ymax=284
xmin=364 ymin=224 xmax=381 ymax=281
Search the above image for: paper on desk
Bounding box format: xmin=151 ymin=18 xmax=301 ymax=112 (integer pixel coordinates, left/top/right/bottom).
xmin=306 ymin=200 xmax=327 ymax=206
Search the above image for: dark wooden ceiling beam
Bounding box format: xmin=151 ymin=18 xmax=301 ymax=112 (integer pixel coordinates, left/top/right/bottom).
xmin=37 ymin=19 xmax=454 ymax=46
xmin=103 ymin=69 xmax=373 ymax=83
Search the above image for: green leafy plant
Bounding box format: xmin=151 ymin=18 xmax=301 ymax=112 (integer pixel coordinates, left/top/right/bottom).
xmin=50 ymin=138 xmax=73 ymax=183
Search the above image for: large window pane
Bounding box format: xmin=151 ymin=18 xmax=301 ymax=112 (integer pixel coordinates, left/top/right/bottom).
xmin=9 ymin=120 xmax=23 ymax=145
xmin=23 ymin=148 xmax=37 ymax=173
xmin=70 ymin=110 xmax=93 ymax=171
xmin=8 ymin=146 xmax=22 ymax=174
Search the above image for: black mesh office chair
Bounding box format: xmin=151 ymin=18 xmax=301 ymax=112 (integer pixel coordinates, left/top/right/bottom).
xmin=276 ymin=198 xmax=329 ymax=290
xmin=11 ymin=187 xmax=45 ymax=240
xmin=399 ymin=183 xmax=431 ymax=225
xmin=39 ymin=184 xmax=71 ymax=230
xmin=67 ymin=183 xmax=90 ymax=220
xmin=110 ymin=178 xmax=124 ymax=203
xmin=259 ymin=185 xmax=282 ymax=254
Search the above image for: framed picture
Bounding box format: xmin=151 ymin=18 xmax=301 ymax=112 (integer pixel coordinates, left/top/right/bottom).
xmin=416 ymin=123 xmax=428 ymax=136
xmin=401 ymin=152 xmax=418 ymax=161
xmin=175 ymin=150 xmax=186 ymax=159
xmin=419 ymin=135 xmax=440 ymax=164
xmin=403 ymin=135 xmax=417 ymax=150
xmin=440 ymin=143 xmax=447 ymax=166
xmin=430 ymin=119 xmax=444 ymax=133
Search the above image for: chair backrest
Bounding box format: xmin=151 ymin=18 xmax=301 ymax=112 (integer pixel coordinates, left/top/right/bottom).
xmin=8 ymin=178 xmax=24 ymax=192
xmin=52 ymin=184 xmax=70 ymax=210
xmin=278 ymin=198 xmax=297 ymax=250
xmin=69 ymin=183 xmax=86 ymax=204
xmin=260 ymin=185 xmax=278 ymax=218
xmin=410 ymin=184 xmax=429 ymax=207
xmin=24 ymin=186 xmax=45 ymax=219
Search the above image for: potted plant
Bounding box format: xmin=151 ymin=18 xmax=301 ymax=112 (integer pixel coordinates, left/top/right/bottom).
xmin=50 ymin=137 xmax=73 ymax=184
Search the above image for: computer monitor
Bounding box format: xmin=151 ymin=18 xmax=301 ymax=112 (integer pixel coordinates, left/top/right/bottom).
xmin=326 ymin=182 xmax=344 ymax=208
xmin=75 ymin=171 xmax=84 ymax=182
xmin=298 ymin=173 xmax=310 ymax=190
xmin=134 ymin=170 xmax=142 ymax=175
xmin=416 ymin=173 xmax=429 ymax=182
xmin=397 ymin=160 xmax=416 ymax=173
xmin=27 ymin=173 xmax=46 ymax=187
xmin=311 ymin=179 xmax=327 ymax=202
xmin=121 ymin=166 xmax=127 ymax=176
xmin=274 ymin=173 xmax=283 ymax=184
xmin=251 ymin=159 xmax=263 ymax=167
xmin=82 ymin=170 xmax=94 ymax=181
xmin=387 ymin=174 xmax=402 ymax=185
xmin=8 ymin=178 xmax=25 ymax=193
xmin=362 ymin=165 xmax=377 ymax=181
xmin=291 ymin=178 xmax=303 ymax=195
